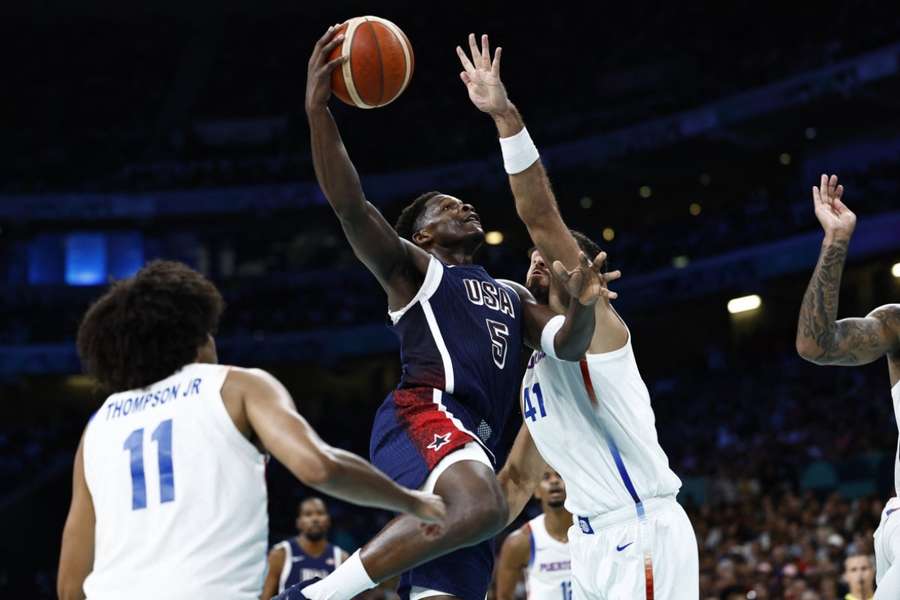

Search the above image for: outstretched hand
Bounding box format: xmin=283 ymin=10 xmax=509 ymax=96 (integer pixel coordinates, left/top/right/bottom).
xmin=552 ymin=251 xmax=621 ymax=306
xmin=812 ymin=173 xmax=856 ymax=242
xmin=456 ymin=33 xmax=510 ymax=116
xmin=305 ymin=24 xmax=348 ymax=112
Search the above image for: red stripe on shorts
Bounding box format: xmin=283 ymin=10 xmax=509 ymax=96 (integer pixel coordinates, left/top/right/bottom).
xmin=393 ymin=387 xmax=475 ymax=470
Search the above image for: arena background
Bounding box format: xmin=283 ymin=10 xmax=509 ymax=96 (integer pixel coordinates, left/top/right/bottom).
xmin=3 ymin=1 xmax=900 ymax=598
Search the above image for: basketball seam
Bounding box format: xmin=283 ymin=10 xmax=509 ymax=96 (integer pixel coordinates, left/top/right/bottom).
xmin=365 ymin=16 xmax=412 ymax=103
xmin=361 ymin=18 xmax=385 ymax=106
xmin=340 ymin=18 xmax=372 ymax=109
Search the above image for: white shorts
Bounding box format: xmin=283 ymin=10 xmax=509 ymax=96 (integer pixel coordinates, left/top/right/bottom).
xmin=411 ymin=442 xmax=492 ymax=600
xmin=568 ymin=496 xmax=698 ymax=600
xmin=875 ymin=497 xmax=900 ymax=585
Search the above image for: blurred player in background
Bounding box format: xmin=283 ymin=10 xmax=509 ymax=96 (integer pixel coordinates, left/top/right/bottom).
xmin=292 ymin=25 xmax=615 ymax=600
xmin=262 ymin=497 xmax=348 ymax=599
xmin=843 ymin=553 xmax=875 ymax=600
xmin=55 ymin=261 xmax=444 ymax=600
xmin=455 ymin=32 xmax=698 ymax=598
xmin=795 ymin=174 xmax=900 ymax=599
xmin=495 ymin=469 xmax=571 ymax=600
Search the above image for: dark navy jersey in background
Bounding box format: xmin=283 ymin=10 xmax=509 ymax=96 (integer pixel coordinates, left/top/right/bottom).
xmin=273 ymin=538 xmax=345 ymax=594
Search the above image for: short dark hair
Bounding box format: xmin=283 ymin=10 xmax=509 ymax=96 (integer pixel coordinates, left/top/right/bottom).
xmin=298 ymin=496 xmax=328 ymax=515
xmin=395 ymin=191 xmax=443 ymax=240
xmin=528 ymin=230 xmax=603 ymax=264
xmin=76 ymin=260 xmax=224 ymax=393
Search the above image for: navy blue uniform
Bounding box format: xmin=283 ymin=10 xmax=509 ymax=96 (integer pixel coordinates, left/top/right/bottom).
xmin=275 ymin=539 xmax=345 ymax=594
xmin=369 ymin=256 xmax=525 ymax=600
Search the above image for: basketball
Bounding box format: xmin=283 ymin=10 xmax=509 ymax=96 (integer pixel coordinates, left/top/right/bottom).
xmin=328 ymin=16 xmax=414 ymax=109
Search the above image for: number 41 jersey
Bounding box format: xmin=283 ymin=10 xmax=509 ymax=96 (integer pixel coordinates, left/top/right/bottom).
xmin=82 ymin=363 xmax=268 ymax=600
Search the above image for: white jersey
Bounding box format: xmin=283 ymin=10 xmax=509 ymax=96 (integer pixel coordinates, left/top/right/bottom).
xmin=893 ymin=382 xmax=900 ymax=496
xmin=525 ymin=514 xmax=572 ymax=600
xmin=521 ymin=333 xmax=681 ymax=517
xmin=82 ymin=363 xmax=268 ymax=600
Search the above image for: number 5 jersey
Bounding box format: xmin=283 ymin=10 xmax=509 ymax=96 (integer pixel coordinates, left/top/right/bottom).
xmin=82 ymin=363 xmax=268 ymax=600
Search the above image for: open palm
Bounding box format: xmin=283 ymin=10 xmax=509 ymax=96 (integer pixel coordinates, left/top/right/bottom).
xmin=813 ymin=173 xmax=856 ymax=240
xmin=456 ymin=33 xmax=509 ymax=115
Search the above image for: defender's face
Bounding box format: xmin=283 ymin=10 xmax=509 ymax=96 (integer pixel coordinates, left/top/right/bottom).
xmin=297 ymin=500 xmax=331 ymax=540
xmin=417 ymin=195 xmax=483 ymax=246
xmin=537 ymin=469 xmax=566 ymax=508
xmin=526 ymin=250 xmax=551 ymax=302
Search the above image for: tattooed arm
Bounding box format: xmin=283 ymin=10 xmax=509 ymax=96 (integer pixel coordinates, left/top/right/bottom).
xmin=795 ymin=174 xmax=900 ymax=365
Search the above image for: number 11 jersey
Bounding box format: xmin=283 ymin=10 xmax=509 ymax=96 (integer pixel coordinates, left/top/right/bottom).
xmin=82 ymin=363 xmax=268 ymax=600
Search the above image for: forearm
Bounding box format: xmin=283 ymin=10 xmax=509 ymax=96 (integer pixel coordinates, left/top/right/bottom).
xmin=314 ymin=447 xmax=416 ymax=515
xmin=497 ymin=470 xmax=536 ymax=526
xmin=797 ymin=236 xmax=850 ymax=359
xmin=554 ymin=299 xmax=597 ymax=361
xmin=307 ymin=105 xmax=368 ymax=220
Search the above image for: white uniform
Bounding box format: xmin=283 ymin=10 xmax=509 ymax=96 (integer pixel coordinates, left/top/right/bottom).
xmin=82 ymin=363 xmax=268 ymax=600
xmin=521 ymin=332 xmax=698 ymax=599
xmin=873 ymin=381 xmax=900 ymax=597
xmin=524 ymin=514 xmax=572 ymax=600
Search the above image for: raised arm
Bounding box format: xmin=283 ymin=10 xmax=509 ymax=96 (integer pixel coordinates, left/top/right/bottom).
xmin=495 ymin=525 xmax=531 ymax=600
xmin=796 ymin=174 xmax=900 ymax=366
xmin=306 ymin=26 xmax=428 ymax=300
xmin=457 ymin=34 xmax=626 ymax=352
xmin=224 ymin=368 xmax=445 ymax=522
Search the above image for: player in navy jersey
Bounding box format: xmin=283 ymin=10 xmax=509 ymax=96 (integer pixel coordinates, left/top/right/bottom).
xmin=262 ymin=498 xmax=348 ymax=599
xmin=290 ymin=27 xmax=617 ymax=600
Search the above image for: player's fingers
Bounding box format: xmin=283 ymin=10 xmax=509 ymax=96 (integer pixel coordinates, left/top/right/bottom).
xmin=460 ymin=71 xmax=471 ymax=85
xmin=320 ymin=33 xmax=345 ymax=59
xmin=320 ymin=55 xmax=348 ymax=75
xmin=820 ymin=174 xmax=829 ymax=201
xmin=491 ymin=47 xmax=502 ymax=76
xmin=604 ymin=269 xmax=622 ymax=283
xmin=829 ymin=174 xmax=839 ymax=196
xmin=468 ymin=32 xmax=481 ymax=65
xmin=456 ymin=46 xmax=476 ymax=75
xmin=551 ymin=260 xmax=571 ymax=283
xmin=590 ymin=251 xmax=607 ymax=272
xmin=314 ymin=24 xmax=336 ymax=52
xmin=605 ymin=289 xmax=619 ymax=300
xmin=835 ymin=183 xmax=844 ymax=201
xmin=481 ymin=34 xmax=491 ymax=70
xmin=812 ymin=186 xmax=821 ymax=205
xmin=567 ymin=269 xmax=584 ymax=294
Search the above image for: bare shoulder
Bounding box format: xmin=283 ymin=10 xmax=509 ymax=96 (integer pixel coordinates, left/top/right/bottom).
xmin=502 ymin=522 xmax=533 ymax=554
xmin=869 ymin=304 xmax=900 ymax=330
xmin=497 ymin=279 xmax=536 ymax=304
xmin=222 ymin=366 xmax=279 ymax=394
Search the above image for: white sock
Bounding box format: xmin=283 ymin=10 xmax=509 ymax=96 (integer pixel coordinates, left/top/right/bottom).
xmin=302 ymin=550 xmax=376 ymax=600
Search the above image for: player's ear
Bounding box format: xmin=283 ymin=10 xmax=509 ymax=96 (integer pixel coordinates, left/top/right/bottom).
xmin=413 ymin=227 xmax=432 ymax=246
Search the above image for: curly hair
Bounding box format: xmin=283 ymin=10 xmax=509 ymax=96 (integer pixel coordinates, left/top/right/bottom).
xmin=76 ymin=260 xmax=225 ymax=393
xmin=394 ymin=191 xmax=443 ymax=241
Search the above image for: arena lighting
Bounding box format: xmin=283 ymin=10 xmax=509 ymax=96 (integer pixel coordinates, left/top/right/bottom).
xmin=485 ymin=231 xmax=504 ymax=245
xmin=602 ymin=228 xmax=615 ymax=241
xmin=892 ymin=262 xmax=900 ymax=278
xmin=639 ymin=186 xmax=652 ymax=198
xmin=728 ymin=294 xmax=762 ymax=314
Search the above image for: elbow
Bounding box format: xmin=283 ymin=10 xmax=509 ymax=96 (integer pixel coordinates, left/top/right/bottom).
xmin=556 ymin=345 xmax=583 ymax=362
xmin=795 ymin=337 xmax=824 ymax=364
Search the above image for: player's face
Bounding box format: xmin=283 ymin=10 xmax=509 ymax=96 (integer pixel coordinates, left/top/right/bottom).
xmin=537 ymin=469 xmax=566 ymax=509
xmin=526 ymin=250 xmax=550 ymax=305
xmin=416 ymin=195 xmax=484 ymax=248
xmin=297 ymin=500 xmax=331 ymax=541
xmin=843 ymin=555 xmax=874 ymax=589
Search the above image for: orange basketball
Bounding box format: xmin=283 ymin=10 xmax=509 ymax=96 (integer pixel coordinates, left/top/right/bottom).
xmin=328 ymin=16 xmax=414 ymax=109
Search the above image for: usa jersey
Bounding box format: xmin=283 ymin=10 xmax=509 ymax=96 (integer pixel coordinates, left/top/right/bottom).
xmin=275 ymin=539 xmax=345 ymax=593
xmin=893 ymin=382 xmax=900 ymax=496
xmin=521 ymin=332 xmax=681 ymax=517
xmin=82 ymin=363 xmax=268 ymax=600
xmin=525 ymin=515 xmax=572 ymax=600
xmin=370 ymin=256 xmax=524 ymax=489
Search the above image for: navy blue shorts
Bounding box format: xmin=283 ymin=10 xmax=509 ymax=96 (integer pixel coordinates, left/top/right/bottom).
xmin=370 ymin=387 xmax=496 ymax=600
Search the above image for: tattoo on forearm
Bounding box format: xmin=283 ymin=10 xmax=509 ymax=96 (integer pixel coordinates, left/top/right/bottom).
xmin=798 ymin=240 xmax=899 ymax=364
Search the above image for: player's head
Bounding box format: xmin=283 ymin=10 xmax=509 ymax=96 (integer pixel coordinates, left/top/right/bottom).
xmin=76 ymin=260 xmax=224 ymax=393
xmin=842 ymin=553 xmax=874 ymax=593
xmin=526 ymin=230 xmax=604 ymax=305
xmin=296 ymin=497 xmax=331 ymax=542
xmin=395 ymin=191 xmax=484 ymax=252
xmin=534 ymin=469 xmax=566 ymax=511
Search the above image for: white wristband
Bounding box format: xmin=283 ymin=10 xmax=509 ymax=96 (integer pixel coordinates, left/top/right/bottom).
xmin=499 ymin=126 xmax=540 ymax=175
xmin=540 ymin=314 xmax=566 ymax=360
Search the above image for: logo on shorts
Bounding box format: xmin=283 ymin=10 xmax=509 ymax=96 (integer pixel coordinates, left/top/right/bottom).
xmin=616 ymin=542 xmax=634 ymax=552
xmin=577 ymin=516 xmax=594 ymax=535
xmin=427 ymin=432 xmax=452 ymax=452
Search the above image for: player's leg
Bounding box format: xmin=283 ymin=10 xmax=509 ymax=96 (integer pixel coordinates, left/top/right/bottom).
xmin=299 ymin=445 xmax=506 ymax=600
xmin=649 ymin=501 xmax=699 ymax=599
xmin=568 ymin=526 xmax=605 ymax=600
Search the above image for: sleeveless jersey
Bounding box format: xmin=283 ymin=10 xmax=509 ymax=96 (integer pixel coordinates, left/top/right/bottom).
xmin=82 ymin=363 xmax=268 ymax=600
xmin=388 ymin=256 xmax=524 ymax=458
xmin=525 ymin=514 xmax=572 ymax=600
xmin=520 ymin=332 xmax=682 ymax=516
xmin=893 ymin=382 xmax=900 ymax=496
xmin=275 ymin=539 xmax=345 ymax=592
